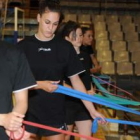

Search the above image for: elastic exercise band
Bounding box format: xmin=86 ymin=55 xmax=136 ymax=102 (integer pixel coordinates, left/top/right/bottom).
xmin=92 ymin=118 xmax=140 ymax=133
xmin=9 ymin=125 xmax=25 ymax=140
xmin=92 ymin=75 xmax=132 ymax=96
xmin=23 ymin=121 xmax=100 ymax=140
xmin=92 ymin=76 xmax=140 ymax=105
xmin=93 ymin=78 xmax=140 ymax=105
xmin=10 ymin=121 xmax=100 ymax=140
xmin=54 ymin=85 xmax=140 ymax=115
xmin=94 ymin=94 xmax=139 ymax=105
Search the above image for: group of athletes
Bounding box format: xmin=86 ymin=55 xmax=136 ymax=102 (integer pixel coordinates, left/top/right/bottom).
xmin=0 ymin=0 xmax=107 ymax=140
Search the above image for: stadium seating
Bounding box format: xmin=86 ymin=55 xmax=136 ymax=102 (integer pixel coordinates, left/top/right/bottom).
xmin=78 ymin=14 xmax=91 ymax=24
xmin=114 ymin=51 xmax=129 ymax=63
xmin=95 ymin=40 xmax=110 ymax=51
xmin=97 ymin=50 xmax=112 ymax=62
xmin=112 ymin=41 xmax=126 ymax=52
xmin=100 ymin=61 xmax=115 ymax=75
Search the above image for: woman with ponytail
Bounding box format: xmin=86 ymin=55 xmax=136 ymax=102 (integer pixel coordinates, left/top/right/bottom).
xmin=18 ymin=1 xmax=106 ymax=140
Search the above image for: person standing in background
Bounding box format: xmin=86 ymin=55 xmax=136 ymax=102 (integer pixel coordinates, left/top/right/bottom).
xmin=59 ymin=20 xmax=99 ymax=140
xmin=81 ymin=27 xmax=101 ymax=74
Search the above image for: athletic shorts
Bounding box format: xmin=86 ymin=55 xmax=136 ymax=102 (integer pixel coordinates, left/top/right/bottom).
xmin=24 ymin=112 xmax=67 ymax=136
xmin=65 ymin=101 xmax=92 ymax=125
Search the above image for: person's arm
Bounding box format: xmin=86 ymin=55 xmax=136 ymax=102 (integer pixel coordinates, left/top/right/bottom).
xmin=87 ymin=83 xmax=96 ymax=95
xmin=0 ymin=112 xmax=24 ymax=131
xmin=90 ymin=54 xmax=101 ymax=73
xmin=63 ymin=81 xmax=72 ymax=89
xmin=32 ymin=80 xmax=59 ymax=93
xmin=0 ymin=89 xmax=28 ymax=131
xmin=13 ymin=89 xmax=28 ymax=115
xmin=90 ymin=54 xmax=99 ymax=67
xmin=70 ymin=75 xmax=105 ymax=121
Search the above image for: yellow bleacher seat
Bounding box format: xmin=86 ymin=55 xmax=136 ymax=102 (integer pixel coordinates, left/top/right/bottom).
xmin=107 ymin=22 xmax=121 ymax=33
xmin=117 ymin=62 xmax=133 ymax=75
xmin=97 ymin=50 xmax=112 ymax=62
xmin=128 ymin=41 xmax=140 ymax=52
xmin=96 ymin=40 xmax=110 ymax=51
xmin=119 ymin=15 xmax=132 ymax=25
xmin=100 ymin=61 xmax=115 ymax=75
xmin=95 ymin=31 xmax=108 ymax=40
xmin=125 ymin=32 xmax=139 ymax=42
xmin=114 ymin=51 xmax=129 ymax=62
xmin=135 ymin=62 xmax=140 ymax=76
xmin=112 ymin=41 xmax=126 ymax=52
xmin=122 ymin=23 xmax=136 ymax=33
xmin=137 ymin=24 xmax=140 ymax=33
xmin=110 ymin=31 xmax=123 ymax=41
xmin=131 ymin=51 xmax=140 ymax=63
xmin=92 ymin=15 xmax=105 ymax=23
xmin=133 ymin=16 xmax=140 ymax=25
xmin=64 ymin=14 xmax=77 ymax=22
xmin=105 ymin=15 xmax=119 ymax=24
xmin=94 ymin=21 xmax=106 ymax=32
xmin=78 ymin=14 xmax=91 ymax=24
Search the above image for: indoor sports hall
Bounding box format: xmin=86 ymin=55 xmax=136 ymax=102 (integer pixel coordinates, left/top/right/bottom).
xmin=1 ymin=0 xmax=140 ymax=140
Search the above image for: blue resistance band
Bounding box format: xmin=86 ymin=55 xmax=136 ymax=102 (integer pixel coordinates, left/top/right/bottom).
xmin=54 ymin=85 xmax=140 ymax=116
xmin=92 ymin=118 xmax=140 ymax=133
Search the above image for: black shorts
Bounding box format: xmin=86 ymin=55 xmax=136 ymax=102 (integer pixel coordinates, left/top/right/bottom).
xmin=66 ymin=101 xmax=92 ymax=125
xmin=24 ymin=112 xmax=67 ymax=136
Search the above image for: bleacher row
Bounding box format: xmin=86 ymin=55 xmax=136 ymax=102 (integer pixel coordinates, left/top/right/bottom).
xmin=93 ymin=15 xmax=140 ymax=76
xmin=63 ymin=14 xmax=140 ymax=76
xmin=20 ymin=14 xmax=140 ymax=76
xmin=64 ymin=14 xmax=140 ymax=25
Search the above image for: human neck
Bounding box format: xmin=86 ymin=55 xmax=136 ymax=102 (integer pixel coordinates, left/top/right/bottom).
xmin=74 ymin=47 xmax=80 ymax=54
xmin=83 ymin=43 xmax=88 ymax=46
xmin=35 ymin=33 xmax=55 ymax=41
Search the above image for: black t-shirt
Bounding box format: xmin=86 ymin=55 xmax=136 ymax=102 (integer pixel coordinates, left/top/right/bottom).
xmin=80 ymin=45 xmax=94 ymax=55
xmin=78 ymin=52 xmax=92 ymax=90
xmin=17 ymin=35 xmax=84 ymax=124
xmin=65 ymin=51 xmax=92 ymax=90
xmin=0 ymin=41 xmax=36 ymax=139
xmin=65 ymin=51 xmax=92 ymax=106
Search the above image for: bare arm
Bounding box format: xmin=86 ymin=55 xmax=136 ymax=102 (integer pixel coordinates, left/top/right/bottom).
xmin=63 ymin=81 xmax=72 ymax=89
xmin=90 ymin=54 xmax=99 ymax=67
xmin=32 ymin=81 xmax=59 ymax=93
xmin=5 ymin=90 xmax=31 ymax=139
xmin=70 ymin=75 xmax=105 ymax=121
xmin=90 ymin=54 xmax=101 ymax=73
xmin=0 ymin=90 xmax=28 ymax=131
xmin=13 ymin=89 xmax=28 ymax=114
xmin=87 ymin=83 xmax=96 ymax=95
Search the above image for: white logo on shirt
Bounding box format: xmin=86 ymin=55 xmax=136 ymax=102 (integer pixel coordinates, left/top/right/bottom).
xmin=59 ymin=125 xmax=64 ymax=130
xmin=38 ymin=47 xmax=51 ymax=52
xmin=80 ymin=58 xmax=84 ymax=60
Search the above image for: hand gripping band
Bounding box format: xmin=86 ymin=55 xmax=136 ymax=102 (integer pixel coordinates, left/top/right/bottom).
xmin=92 ymin=118 xmax=140 ymax=133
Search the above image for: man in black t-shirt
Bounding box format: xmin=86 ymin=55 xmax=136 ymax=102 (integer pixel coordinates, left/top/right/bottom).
xmin=0 ymin=41 xmax=36 ymax=140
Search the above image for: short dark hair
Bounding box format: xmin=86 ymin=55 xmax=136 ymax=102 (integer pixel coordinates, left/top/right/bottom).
xmin=61 ymin=20 xmax=80 ymax=39
xmin=39 ymin=0 xmax=61 ymax=16
xmin=81 ymin=27 xmax=92 ymax=35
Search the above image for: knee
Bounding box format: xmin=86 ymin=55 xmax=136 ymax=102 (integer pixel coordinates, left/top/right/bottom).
xmin=65 ymin=134 xmax=71 ymax=140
